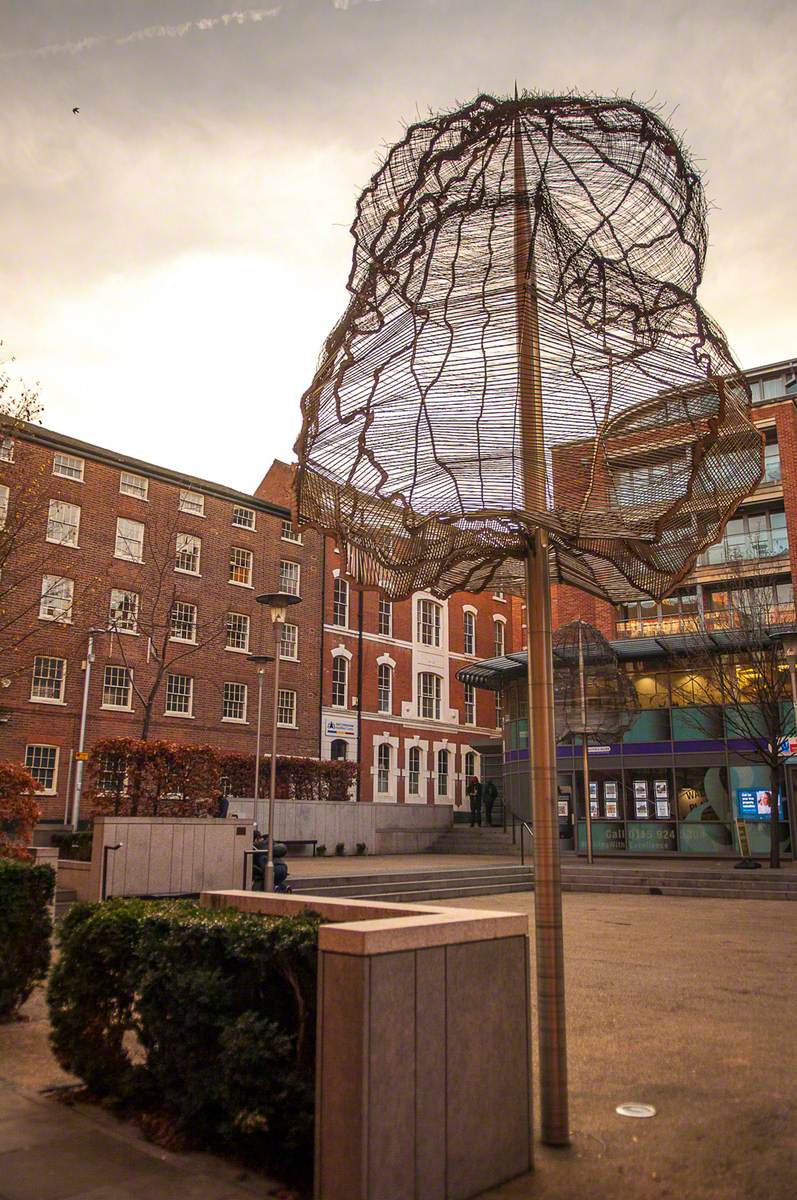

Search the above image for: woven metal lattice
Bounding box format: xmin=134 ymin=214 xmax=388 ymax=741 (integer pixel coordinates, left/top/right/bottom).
xmin=295 ymin=92 xmax=762 ymax=602
xmin=552 ymin=620 xmax=639 ymax=741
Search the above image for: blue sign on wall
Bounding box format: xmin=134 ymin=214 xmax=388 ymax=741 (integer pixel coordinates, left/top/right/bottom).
xmin=736 ymin=789 xmax=786 ymax=821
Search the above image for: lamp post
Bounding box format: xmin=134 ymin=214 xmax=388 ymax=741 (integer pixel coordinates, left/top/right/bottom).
xmin=255 ymin=591 xmax=301 ymax=891
xmin=72 ymin=627 xmax=105 ymax=832
xmin=248 ymin=654 xmax=274 ymax=822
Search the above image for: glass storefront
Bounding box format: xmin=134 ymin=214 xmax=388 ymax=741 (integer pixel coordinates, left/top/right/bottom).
xmin=502 ymin=673 xmax=794 ymax=857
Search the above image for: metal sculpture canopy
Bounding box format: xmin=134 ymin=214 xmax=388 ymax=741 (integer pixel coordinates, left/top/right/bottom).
xmin=552 ymin=620 xmax=639 ymax=741
xmin=296 ymin=92 xmax=761 ymax=602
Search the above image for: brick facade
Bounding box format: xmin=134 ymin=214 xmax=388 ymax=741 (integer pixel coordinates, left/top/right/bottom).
xmin=319 ymin=537 xmax=524 ymax=808
xmin=0 ymin=428 xmax=322 ymax=820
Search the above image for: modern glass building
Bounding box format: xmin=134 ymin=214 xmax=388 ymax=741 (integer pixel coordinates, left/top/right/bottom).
xmin=459 ymin=637 xmax=796 ymax=858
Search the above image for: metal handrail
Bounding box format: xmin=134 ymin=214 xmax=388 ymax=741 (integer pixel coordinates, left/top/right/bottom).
xmin=519 ymin=820 xmax=534 ymax=866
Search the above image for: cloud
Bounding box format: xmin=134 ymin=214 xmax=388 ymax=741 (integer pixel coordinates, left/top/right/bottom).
xmin=1 ymin=7 xmax=283 ymax=60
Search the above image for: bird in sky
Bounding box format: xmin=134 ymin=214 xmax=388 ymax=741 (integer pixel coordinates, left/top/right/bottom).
xmin=72 ymin=106 xmax=79 ymax=114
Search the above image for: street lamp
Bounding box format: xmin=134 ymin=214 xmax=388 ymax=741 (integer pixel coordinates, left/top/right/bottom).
xmin=72 ymin=627 xmax=106 ymax=832
xmin=247 ymin=653 xmax=274 ymax=822
xmin=255 ymin=590 xmax=301 ymax=891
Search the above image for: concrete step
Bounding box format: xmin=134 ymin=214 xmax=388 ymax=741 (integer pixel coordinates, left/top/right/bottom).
xmin=54 ymin=887 xmax=78 ymax=920
xmin=291 ymin=871 xmax=534 ymax=900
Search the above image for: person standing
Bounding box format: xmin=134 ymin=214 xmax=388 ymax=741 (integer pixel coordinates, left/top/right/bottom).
xmin=483 ymin=778 xmax=498 ymax=827
xmin=467 ymin=775 xmax=483 ymax=827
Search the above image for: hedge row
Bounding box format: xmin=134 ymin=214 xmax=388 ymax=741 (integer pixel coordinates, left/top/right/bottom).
xmin=86 ymin=738 xmax=358 ymax=816
xmin=0 ymin=859 xmax=54 ymax=1019
xmin=47 ymin=899 xmax=320 ymax=1182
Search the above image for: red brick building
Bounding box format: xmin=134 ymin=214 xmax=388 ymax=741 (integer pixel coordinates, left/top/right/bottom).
xmin=0 ymin=426 xmax=322 ymax=821
xmin=551 ymin=359 xmax=797 ymax=639
xmin=319 ymin=536 xmax=525 ymax=807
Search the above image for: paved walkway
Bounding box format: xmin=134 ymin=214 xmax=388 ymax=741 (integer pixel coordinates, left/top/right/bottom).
xmin=0 ymin=992 xmax=287 ymax=1200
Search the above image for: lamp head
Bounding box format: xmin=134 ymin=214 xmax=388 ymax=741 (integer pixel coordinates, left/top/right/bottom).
xmin=255 ymin=591 xmax=302 ymax=623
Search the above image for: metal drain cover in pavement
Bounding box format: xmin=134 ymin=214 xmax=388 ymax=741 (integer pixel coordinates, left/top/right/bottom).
xmin=616 ymin=1103 xmax=657 ymax=1118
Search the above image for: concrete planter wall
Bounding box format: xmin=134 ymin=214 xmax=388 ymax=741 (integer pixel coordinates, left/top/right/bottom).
xmin=89 ymin=816 xmax=253 ymax=899
xmin=228 ymin=799 xmax=453 ymax=854
xmin=202 ymin=889 xmax=533 ymax=1200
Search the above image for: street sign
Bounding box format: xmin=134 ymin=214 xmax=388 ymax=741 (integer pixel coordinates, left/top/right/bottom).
xmin=75 ymin=751 xmax=89 ymax=762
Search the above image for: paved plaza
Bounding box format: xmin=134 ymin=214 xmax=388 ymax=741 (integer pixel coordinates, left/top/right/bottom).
xmin=0 ymin=888 xmax=795 ymax=1199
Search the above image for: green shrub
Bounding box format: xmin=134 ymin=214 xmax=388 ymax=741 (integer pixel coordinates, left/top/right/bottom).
xmin=355 ymin=842 xmax=367 ymax=856
xmin=0 ymin=859 xmax=55 ymax=1019
xmin=48 ymin=898 xmax=320 ymax=1183
xmin=315 ymin=844 xmax=326 ymax=856
xmin=334 ymin=842 xmax=344 ymax=856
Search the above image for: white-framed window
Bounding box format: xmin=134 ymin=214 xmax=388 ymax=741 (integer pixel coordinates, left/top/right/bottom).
xmin=30 ymin=656 xmax=66 ymax=703
xmin=331 ymin=655 xmax=348 ymax=708
xmin=464 ymin=750 xmax=476 ymax=780
xmin=102 ymin=665 xmax=132 ymax=710
xmin=233 ymin=505 xmax=255 ymax=530
xmin=279 ymin=559 xmax=300 ymax=596
xmin=226 ymin=611 xmax=250 ymax=652
xmin=495 ymin=692 xmax=503 ymax=727
xmin=493 ymin=618 xmax=506 ymax=657
xmin=223 ymin=681 xmax=247 ymax=722
xmin=463 ymin=610 xmax=476 ymax=655
xmin=330 ymin=738 xmax=348 ymax=761
xmin=492 ymin=590 xmax=505 ymax=602
xmin=120 ymin=471 xmax=148 ymax=500
xmin=417 ymin=598 xmax=442 ymax=647
xmin=378 ymin=598 xmax=392 ymax=637
xmin=175 ymin=533 xmax=201 ymax=574
xmin=464 ymin=682 xmax=476 ymax=725
xmin=418 ymin=672 xmax=442 ymax=720
xmin=115 ymin=517 xmax=144 ymax=562
xmin=47 ymin=499 xmax=80 ymax=546
xmin=377 ymin=663 xmax=392 ymax=714
xmin=98 ymin=752 xmax=126 ymax=794
xmin=437 ymin=748 xmax=450 ymax=797
xmin=179 ymin=489 xmax=204 ymax=516
xmin=377 ymin=743 xmax=391 ymax=794
xmin=277 ymin=688 xmax=297 ymax=727
xmin=280 ymin=622 xmax=298 ymax=660
xmin=53 ymin=452 xmax=84 ymax=481
xmin=0 ymin=483 xmax=9 ymax=529
xmin=39 ymin=575 xmax=74 ymax=622
xmin=230 ymin=546 xmax=253 ymax=587
xmin=332 ymin=577 xmax=349 ymax=627
xmin=407 ymin=746 xmax=421 ymax=796
xmin=170 ymin=601 xmax=197 ymax=643
xmin=109 ymin=589 xmax=139 ymax=634
xmin=24 ymin=744 xmax=58 ymax=793
xmin=281 ymin=519 xmax=302 ymax=543
xmin=165 ymin=673 xmax=193 ymax=716
xmin=0 ymin=437 xmax=14 ymax=462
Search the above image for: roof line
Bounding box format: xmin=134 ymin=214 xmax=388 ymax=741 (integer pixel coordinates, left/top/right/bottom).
xmin=9 ymin=422 xmax=290 ymax=518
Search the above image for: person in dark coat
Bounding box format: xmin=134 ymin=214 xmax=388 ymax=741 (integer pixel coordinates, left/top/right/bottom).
xmin=216 ymin=792 xmax=230 ymax=818
xmin=483 ymin=779 xmax=498 ymax=826
xmin=467 ymin=775 xmax=483 ymax=827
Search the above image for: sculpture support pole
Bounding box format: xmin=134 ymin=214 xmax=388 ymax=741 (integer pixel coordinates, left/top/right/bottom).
xmin=515 ymin=109 xmax=570 ymax=1147
xmin=578 ymin=625 xmax=594 ymax=865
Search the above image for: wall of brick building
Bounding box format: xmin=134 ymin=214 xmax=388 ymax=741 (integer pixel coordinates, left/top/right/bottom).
xmin=0 ymin=431 xmax=323 ymax=820
xmin=320 ymin=537 xmax=520 ymax=807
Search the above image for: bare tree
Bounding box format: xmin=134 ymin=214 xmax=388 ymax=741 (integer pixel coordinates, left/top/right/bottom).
xmin=100 ymin=508 xmax=230 ymax=739
xmin=673 ymin=574 xmax=794 ymax=869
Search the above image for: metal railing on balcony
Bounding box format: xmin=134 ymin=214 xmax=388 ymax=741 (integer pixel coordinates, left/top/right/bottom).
xmin=616 ymin=605 xmax=797 ymax=639
xmin=697 ymin=531 xmax=789 ymax=568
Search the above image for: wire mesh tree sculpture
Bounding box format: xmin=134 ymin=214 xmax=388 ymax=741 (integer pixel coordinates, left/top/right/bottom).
xmin=553 ymin=620 xmax=639 ymax=861
xmin=295 ymin=91 xmax=762 ymax=1145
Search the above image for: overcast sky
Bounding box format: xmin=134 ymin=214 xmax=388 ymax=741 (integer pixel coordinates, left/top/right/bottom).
xmin=1 ymin=0 xmax=795 ymax=492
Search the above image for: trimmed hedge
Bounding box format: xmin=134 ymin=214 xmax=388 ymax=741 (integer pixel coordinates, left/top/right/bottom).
xmin=48 ymin=899 xmax=320 ymax=1182
xmin=0 ymin=859 xmax=54 ymax=1019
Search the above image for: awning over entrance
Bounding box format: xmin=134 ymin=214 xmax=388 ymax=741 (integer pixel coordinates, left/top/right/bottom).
xmin=457 ymin=623 xmax=797 ymax=691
